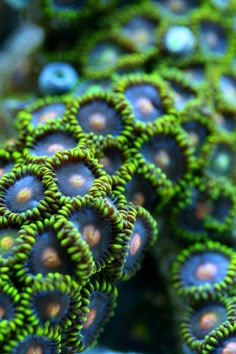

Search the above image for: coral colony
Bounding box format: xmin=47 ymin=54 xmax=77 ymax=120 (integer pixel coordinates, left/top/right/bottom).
xmin=0 ymin=0 xmax=236 ymax=353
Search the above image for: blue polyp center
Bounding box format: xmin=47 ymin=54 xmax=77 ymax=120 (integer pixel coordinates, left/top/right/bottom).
xmin=32 ymin=290 xmax=70 ymax=325
xmin=125 ymin=84 xmax=164 ymax=122
xmin=99 ymin=147 xmax=123 ymax=175
xmin=124 ymin=217 xmax=147 ymax=272
xmin=30 ymin=132 xmax=77 ymax=157
xmin=27 ymin=229 xmax=75 ymax=276
xmin=31 ymin=103 xmax=65 ymax=128
xmin=69 ymin=207 xmax=112 ymax=263
xmin=178 ymin=200 xmax=210 ymax=234
xmin=190 ymin=304 xmax=227 ymax=340
xmin=181 ymin=121 xmax=208 ymax=156
xmin=140 ymin=135 xmax=185 ymax=182
xmin=180 ymin=251 xmax=229 ymax=287
xmin=76 ymin=100 xmax=122 ymax=136
xmin=54 ymin=69 xmax=65 ymax=78
xmin=125 ymin=173 xmax=159 ymax=212
xmin=200 ymin=22 xmax=227 ymax=55
xmin=81 ymin=291 xmax=110 ymax=348
xmin=39 ymin=62 xmax=78 ymax=95
xmin=122 ymin=17 xmax=156 ymax=50
xmin=56 ymin=162 xmax=95 ymax=197
xmin=178 ymin=187 xmax=216 ymax=236
xmin=12 ymin=335 xmax=57 ymax=354
xmin=5 ymin=175 xmax=44 ymax=213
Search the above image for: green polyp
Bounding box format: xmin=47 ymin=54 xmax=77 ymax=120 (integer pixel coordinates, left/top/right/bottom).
xmin=55 ymin=194 xmax=125 ymax=272
xmin=19 ymin=273 xmax=81 ymax=329
xmin=63 ymin=275 xmax=117 ymax=352
xmin=172 ymin=241 xmax=236 ymax=302
xmin=14 ymin=218 xmax=94 ymax=285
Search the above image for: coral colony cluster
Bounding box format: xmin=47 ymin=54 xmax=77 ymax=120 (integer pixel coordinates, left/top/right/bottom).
xmin=0 ymin=0 xmax=236 ymax=353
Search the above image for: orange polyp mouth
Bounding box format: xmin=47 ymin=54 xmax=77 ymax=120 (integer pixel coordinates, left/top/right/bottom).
xmin=221 ymin=341 xmax=236 ymax=354
xmin=132 ymin=192 xmax=145 ymax=206
xmin=84 ymin=308 xmax=97 ymax=328
xmin=0 ymin=236 xmax=14 ymax=250
xmin=130 ymin=232 xmax=141 ymax=256
xmin=16 ymin=187 xmax=33 ymax=203
xmin=188 ymin=131 xmax=199 ymax=147
xmin=168 ymin=0 xmax=186 ymax=13
xmin=89 ymin=113 xmax=107 ymax=131
xmin=0 ymin=306 xmax=5 ymax=320
xmin=47 ymin=143 xmax=65 ymax=154
xmin=195 ymin=262 xmax=218 ymax=281
xmin=199 ymin=312 xmax=218 ymax=330
xmin=39 ymin=111 xmax=57 ymax=123
xmin=69 ymin=174 xmax=86 ymax=188
xmin=99 ymin=156 xmax=111 ymax=169
xmin=41 ymin=247 xmax=61 ymax=268
xmin=82 ymin=225 xmax=101 ymax=247
xmin=135 ymin=97 xmax=154 ymax=115
xmin=46 ymin=302 xmax=61 ymax=318
xmin=154 ymin=149 xmax=170 ymax=169
xmin=195 ymin=201 xmax=212 ymax=220
xmin=26 ymin=346 xmax=43 ymax=354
